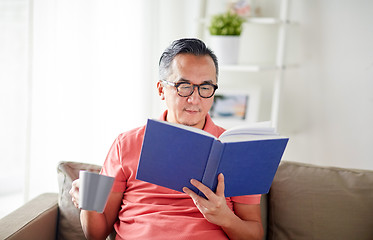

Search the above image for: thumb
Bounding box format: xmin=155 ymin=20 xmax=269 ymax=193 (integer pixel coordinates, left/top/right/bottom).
xmin=215 ymin=173 xmax=225 ymax=197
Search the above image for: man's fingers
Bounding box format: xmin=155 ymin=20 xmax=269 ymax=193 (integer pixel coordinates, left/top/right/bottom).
xmin=182 ymin=187 xmax=196 ymax=197
xmin=189 ymin=179 xmax=216 ymax=200
xmin=69 ymin=179 xmax=81 ymax=209
xmin=215 ymin=173 xmax=225 ymax=197
xmin=72 ymin=179 xmax=80 ymax=188
xmin=183 ymin=187 xmax=209 ymax=211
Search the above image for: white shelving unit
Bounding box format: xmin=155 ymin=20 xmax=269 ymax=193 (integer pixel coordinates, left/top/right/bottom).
xmin=198 ymin=0 xmax=292 ymax=129
xmin=220 ymin=64 xmax=281 ymax=72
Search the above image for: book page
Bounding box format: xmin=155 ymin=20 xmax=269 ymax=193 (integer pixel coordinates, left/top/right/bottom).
xmin=219 ymin=133 xmax=285 ymax=143
xmin=219 ymin=121 xmax=285 ymax=142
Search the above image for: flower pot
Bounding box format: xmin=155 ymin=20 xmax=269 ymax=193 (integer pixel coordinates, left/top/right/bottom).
xmin=209 ymin=35 xmax=240 ymax=65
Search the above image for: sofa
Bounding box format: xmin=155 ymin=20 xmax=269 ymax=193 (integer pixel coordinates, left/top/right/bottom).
xmin=1 ymin=160 xmax=373 ymax=240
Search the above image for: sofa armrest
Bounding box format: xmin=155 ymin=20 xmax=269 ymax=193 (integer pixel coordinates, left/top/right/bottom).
xmin=0 ymin=193 xmax=58 ymax=240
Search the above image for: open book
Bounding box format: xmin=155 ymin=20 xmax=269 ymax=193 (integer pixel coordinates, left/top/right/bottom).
xmin=136 ymin=119 xmax=289 ymax=197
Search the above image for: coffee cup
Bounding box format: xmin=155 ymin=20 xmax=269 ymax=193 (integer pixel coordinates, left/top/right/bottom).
xmin=79 ymin=171 xmax=114 ymax=213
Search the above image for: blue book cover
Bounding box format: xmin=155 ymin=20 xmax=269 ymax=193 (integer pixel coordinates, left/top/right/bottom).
xmin=136 ymin=119 xmax=289 ymax=197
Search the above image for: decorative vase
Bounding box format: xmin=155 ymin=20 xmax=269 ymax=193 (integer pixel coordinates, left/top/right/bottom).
xmin=209 ymin=35 xmax=240 ymax=65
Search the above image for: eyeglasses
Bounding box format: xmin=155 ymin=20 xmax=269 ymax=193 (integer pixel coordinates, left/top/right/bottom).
xmin=161 ymin=80 xmax=218 ymax=98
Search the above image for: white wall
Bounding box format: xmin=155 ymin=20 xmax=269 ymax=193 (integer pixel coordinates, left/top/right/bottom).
xmin=279 ymin=0 xmax=373 ymax=170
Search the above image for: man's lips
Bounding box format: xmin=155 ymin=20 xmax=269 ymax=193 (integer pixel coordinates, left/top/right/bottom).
xmin=184 ymin=109 xmax=201 ymax=114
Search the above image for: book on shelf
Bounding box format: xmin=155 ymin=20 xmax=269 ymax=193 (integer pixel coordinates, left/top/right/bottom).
xmin=136 ymin=119 xmax=289 ymax=197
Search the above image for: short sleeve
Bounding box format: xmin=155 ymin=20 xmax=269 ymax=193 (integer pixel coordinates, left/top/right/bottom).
xmin=231 ymin=194 xmax=261 ymax=205
xmin=100 ymin=137 xmax=127 ymax=192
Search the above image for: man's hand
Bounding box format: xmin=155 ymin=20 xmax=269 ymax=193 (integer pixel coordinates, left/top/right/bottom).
xmin=69 ymin=179 xmax=81 ymax=209
xmin=183 ymin=173 xmax=263 ymax=240
xmin=182 ymin=173 xmax=234 ymax=227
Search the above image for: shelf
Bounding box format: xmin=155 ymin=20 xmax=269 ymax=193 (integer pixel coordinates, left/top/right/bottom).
xmin=245 ymin=17 xmax=296 ymax=25
xmin=245 ymin=17 xmax=282 ymax=24
xmin=198 ymin=17 xmax=293 ymax=26
xmin=220 ymin=64 xmax=282 ymax=72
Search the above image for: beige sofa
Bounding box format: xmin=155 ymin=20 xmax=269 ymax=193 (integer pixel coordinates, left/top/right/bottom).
xmin=1 ymin=161 xmax=373 ymax=240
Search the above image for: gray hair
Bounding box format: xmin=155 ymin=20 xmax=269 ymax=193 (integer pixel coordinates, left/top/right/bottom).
xmin=158 ymin=38 xmax=219 ymax=82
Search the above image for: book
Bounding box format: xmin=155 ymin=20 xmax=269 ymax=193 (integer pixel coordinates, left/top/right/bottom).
xmin=136 ymin=119 xmax=289 ymax=197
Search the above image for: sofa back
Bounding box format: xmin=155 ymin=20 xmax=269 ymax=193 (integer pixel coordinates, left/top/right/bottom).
xmin=266 ymin=161 xmax=373 ymax=240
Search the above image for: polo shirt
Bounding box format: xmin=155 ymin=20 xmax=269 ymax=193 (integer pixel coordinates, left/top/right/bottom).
xmin=101 ymin=111 xmax=261 ymax=240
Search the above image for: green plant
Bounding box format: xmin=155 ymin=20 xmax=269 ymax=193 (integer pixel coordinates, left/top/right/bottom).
xmin=209 ymin=11 xmax=246 ymax=36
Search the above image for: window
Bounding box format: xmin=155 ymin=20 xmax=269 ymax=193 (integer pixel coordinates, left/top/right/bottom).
xmin=0 ymin=0 xmax=153 ymax=217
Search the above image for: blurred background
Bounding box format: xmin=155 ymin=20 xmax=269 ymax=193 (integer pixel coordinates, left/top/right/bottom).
xmin=1 ymin=0 xmax=372 ymax=218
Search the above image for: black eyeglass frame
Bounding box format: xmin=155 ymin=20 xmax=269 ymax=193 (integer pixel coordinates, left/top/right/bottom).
xmin=161 ymin=80 xmax=218 ymax=98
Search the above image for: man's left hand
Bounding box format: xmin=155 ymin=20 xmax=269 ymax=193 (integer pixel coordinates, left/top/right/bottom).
xmin=183 ymin=173 xmax=234 ymax=227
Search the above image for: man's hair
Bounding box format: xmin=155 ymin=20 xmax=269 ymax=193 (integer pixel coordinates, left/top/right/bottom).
xmin=159 ymin=38 xmax=219 ymax=82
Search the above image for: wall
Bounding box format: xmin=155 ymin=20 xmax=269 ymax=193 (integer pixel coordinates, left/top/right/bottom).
xmin=279 ymin=0 xmax=373 ymax=169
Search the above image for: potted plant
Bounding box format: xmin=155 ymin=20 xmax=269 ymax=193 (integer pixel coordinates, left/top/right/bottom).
xmin=208 ymin=11 xmax=245 ymax=65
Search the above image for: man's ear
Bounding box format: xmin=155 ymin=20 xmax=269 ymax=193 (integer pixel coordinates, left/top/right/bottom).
xmin=157 ymin=81 xmax=165 ymax=100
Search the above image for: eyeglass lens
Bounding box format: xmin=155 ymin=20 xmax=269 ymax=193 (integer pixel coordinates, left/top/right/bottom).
xmin=177 ymin=83 xmax=216 ymax=98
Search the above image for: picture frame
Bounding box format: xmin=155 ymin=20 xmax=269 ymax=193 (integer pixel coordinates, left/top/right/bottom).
xmin=210 ymin=88 xmax=260 ymax=128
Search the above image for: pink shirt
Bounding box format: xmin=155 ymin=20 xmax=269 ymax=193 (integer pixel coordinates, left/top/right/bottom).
xmin=101 ymin=111 xmax=261 ymax=240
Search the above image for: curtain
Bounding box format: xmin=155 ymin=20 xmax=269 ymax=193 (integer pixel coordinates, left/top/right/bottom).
xmin=0 ymin=0 xmax=159 ymax=209
xmin=0 ymin=0 xmax=30 ymax=217
xmin=27 ymin=0 xmax=158 ymax=199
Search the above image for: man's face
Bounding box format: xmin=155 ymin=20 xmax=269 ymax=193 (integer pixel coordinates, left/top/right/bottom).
xmin=158 ymin=53 xmax=217 ymax=129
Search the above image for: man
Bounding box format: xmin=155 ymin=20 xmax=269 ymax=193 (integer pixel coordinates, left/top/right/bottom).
xmin=70 ymin=38 xmax=263 ymax=240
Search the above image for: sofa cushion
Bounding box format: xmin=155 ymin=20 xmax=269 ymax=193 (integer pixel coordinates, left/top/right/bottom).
xmin=267 ymin=161 xmax=373 ymax=240
xmin=57 ymin=161 xmax=101 ymax=240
